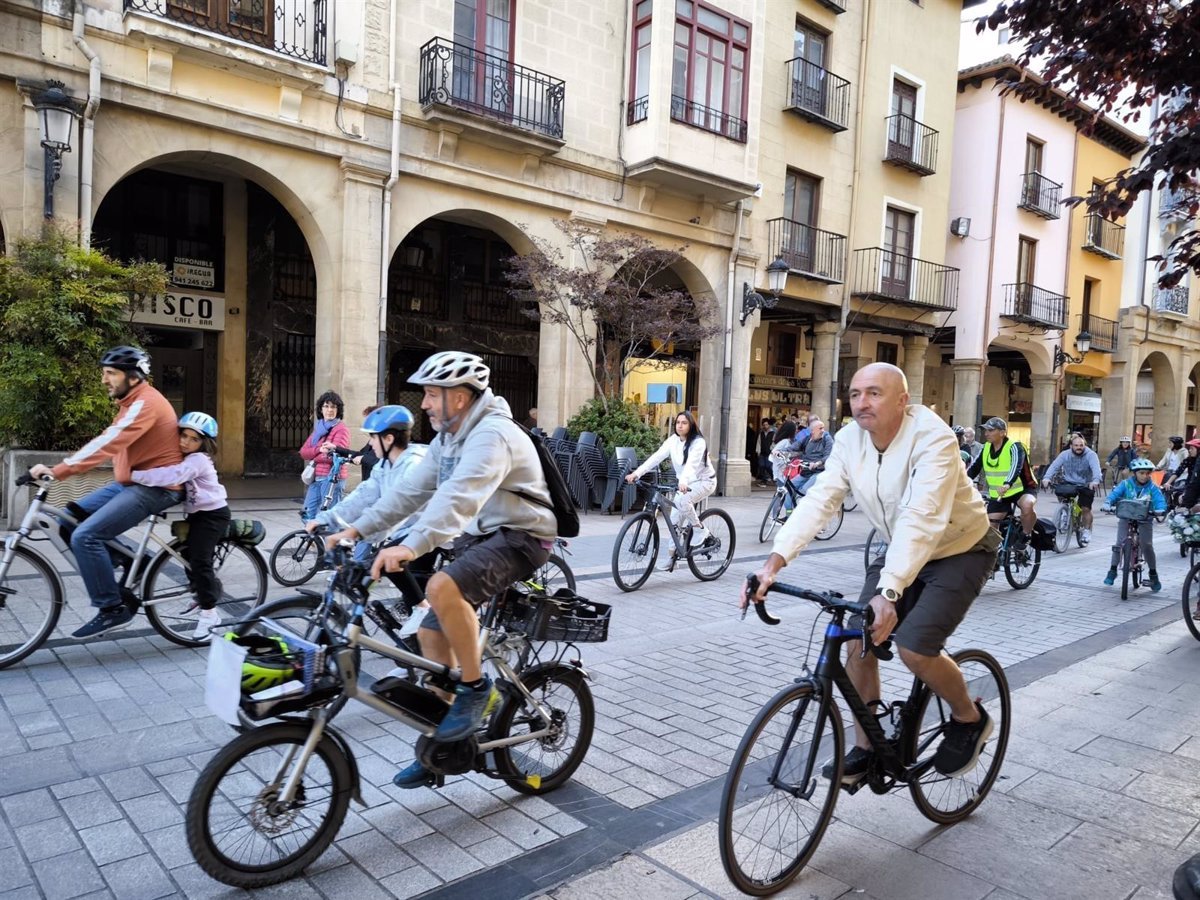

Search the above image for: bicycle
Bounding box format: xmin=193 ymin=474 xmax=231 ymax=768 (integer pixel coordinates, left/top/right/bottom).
xmin=1104 ymin=499 xmax=1163 ymax=601
xmin=991 ymin=511 xmax=1040 ymax=590
xmin=611 ymin=476 xmax=735 ymax=592
xmin=1048 ymin=482 xmax=1087 ymax=553
xmin=268 ymin=449 xmax=353 ymax=586
xmin=862 ymin=527 xmax=889 ymax=573
xmin=757 ymin=474 xmax=844 ymax=544
xmin=185 ymin=543 xmax=603 ymax=888
xmin=0 ymin=472 xmax=268 ymax=667
xmin=1177 ymin=530 xmax=1200 ymax=640
xmin=718 ymin=576 xmax=1010 ymax=895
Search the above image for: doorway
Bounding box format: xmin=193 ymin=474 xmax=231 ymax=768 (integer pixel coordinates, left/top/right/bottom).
xmin=151 ymin=346 xmax=205 ymax=416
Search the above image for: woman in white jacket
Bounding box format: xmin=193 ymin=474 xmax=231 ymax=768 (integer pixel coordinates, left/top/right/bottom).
xmin=626 ymin=412 xmax=717 ymax=547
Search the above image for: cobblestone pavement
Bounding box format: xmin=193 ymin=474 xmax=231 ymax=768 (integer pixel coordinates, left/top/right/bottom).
xmin=1 ymin=485 xmax=1198 ymax=899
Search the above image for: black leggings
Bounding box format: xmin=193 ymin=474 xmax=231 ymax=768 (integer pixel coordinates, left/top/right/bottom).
xmin=187 ymin=507 xmax=231 ymax=610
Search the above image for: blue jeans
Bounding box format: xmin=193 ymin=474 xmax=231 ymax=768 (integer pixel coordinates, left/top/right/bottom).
xmin=67 ymin=482 xmax=181 ymax=610
xmin=791 ymin=472 xmax=818 ymax=496
xmin=302 ymin=477 xmax=344 ymax=522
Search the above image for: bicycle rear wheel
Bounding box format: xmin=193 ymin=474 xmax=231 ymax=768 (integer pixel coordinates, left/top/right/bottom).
xmin=143 ymin=541 xmax=268 ymax=647
xmin=1002 ymin=533 xmax=1040 ymax=590
xmin=908 ymin=648 xmax=1010 ymax=824
xmin=718 ymin=682 xmax=843 ymax=896
xmin=1053 ymin=504 xmax=1071 ymax=553
xmin=863 ymin=528 xmax=888 ymax=573
xmin=759 ymin=492 xmax=784 ymax=544
xmin=813 ymin=505 xmax=843 ymax=541
xmin=269 ymin=530 xmax=322 ymax=587
xmin=612 ymin=513 xmax=659 ymax=592
xmin=842 ymin=491 xmax=858 ymax=513
xmin=1182 ymin=561 xmax=1200 ymax=641
xmin=1121 ymin=539 xmax=1133 ymax=600
xmin=688 ymin=508 xmax=736 ymax=582
xmin=0 ymin=546 xmax=63 ymax=669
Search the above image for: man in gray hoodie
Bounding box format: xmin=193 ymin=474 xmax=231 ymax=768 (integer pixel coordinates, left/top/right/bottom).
xmin=327 ymin=351 xmax=557 ymax=788
xmin=1041 ymin=432 xmax=1102 ymax=545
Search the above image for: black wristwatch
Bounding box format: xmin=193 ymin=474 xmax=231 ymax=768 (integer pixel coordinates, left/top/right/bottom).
xmin=880 ymin=588 xmax=902 ymax=603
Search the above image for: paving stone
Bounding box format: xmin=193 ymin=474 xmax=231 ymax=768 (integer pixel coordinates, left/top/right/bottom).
xmin=479 ymin=807 xmax=556 ymax=850
xmin=1 ymin=788 xmax=59 ymax=827
xmin=0 ymin=845 xmax=34 ymax=891
xmin=404 ymin=830 xmax=485 ymax=881
xmin=31 ymin=848 xmax=106 ymax=900
xmin=141 ymin=824 xmax=193 ymax=870
xmin=168 ymin=862 xmax=250 ymax=899
xmin=549 ymin=853 xmax=696 ymax=900
xmin=99 ymin=853 xmax=176 ymax=900
xmin=467 ymin=833 xmax=523 ymax=866
xmin=421 ymin=803 xmax=497 ymax=847
xmin=379 ymin=863 xmax=443 ymax=899
xmin=334 ymin=829 xmax=413 ymax=879
xmin=99 ymin=769 xmax=159 ymax=802
xmin=309 ymin=860 xmax=393 ymax=900
xmin=50 ymin=778 xmax=102 ymax=800
xmin=60 ymin=791 xmax=125 ymax=830
xmin=119 ymin=794 xmax=183 ymax=833
xmin=78 ymin=819 xmax=149 ymax=866
xmin=359 ymin=803 xmax=435 ymax=845
xmin=1 ymin=748 xmax=83 ymax=795
xmin=16 ymin=816 xmax=83 ymax=861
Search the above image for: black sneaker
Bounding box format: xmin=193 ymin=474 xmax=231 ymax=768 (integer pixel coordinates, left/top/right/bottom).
xmin=820 ymin=745 xmax=873 ymax=784
xmin=72 ymin=606 xmax=135 ymax=641
xmin=932 ymin=702 xmax=993 ymax=777
xmin=120 ymin=587 xmax=141 ymax=615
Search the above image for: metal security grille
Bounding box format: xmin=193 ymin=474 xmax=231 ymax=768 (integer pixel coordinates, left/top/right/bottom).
xmin=482 ymin=352 xmax=537 ymax=426
xmin=271 ymin=333 xmax=315 ymax=450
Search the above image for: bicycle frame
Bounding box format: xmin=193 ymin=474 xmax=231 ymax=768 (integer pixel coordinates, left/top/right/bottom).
xmin=640 ymin=483 xmax=693 ymax=557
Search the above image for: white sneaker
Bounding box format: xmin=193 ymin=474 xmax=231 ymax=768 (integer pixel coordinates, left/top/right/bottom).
xmin=689 ymin=528 xmax=710 ymax=548
xmin=193 ymin=608 xmax=222 ymax=640
xmin=1080 ymin=528 xmax=1092 ymax=545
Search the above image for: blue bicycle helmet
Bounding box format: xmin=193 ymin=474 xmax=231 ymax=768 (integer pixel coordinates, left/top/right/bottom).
xmin=179 ymin=411 xmax=219 ymax=439
xmin=1129 ymin=457 xmax=1154 ymax=472
xmin=100 ymin=346 xmax=151 ymax=376
xmin=361 ymin=405 xmax=415 ymax=435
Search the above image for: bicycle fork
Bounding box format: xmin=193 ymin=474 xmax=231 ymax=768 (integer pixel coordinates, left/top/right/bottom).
xmin=768 ymin=682 xmax=824 ymax=800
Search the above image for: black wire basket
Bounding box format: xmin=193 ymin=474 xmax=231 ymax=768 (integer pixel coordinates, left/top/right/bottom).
xmin=499 ymin=588 xmax=611 ymax=643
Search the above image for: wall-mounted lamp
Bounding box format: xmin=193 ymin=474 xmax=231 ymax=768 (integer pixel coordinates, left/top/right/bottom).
xmin=1053 ymin=330 xmax=1092 ymax=371
xmin=19 ymin=79 xmax=84 ymax=220
xmin=740 ymin=256 xmax=788 ymax=326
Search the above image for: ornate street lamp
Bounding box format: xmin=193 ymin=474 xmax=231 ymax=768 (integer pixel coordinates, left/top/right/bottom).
xmin=1053 ymin=330 xmax=1092 ymax=370
xmin=741 ymin=256 xmax=789 ymax=326
xmin=20 ymin=80 xmax=84 ymax=220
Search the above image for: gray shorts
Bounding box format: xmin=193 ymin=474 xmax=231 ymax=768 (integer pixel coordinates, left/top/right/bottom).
xmin=861 ymin=542 xmax=997 ymax=657
xmin=420 ymin=528 xmax=551 ymax=632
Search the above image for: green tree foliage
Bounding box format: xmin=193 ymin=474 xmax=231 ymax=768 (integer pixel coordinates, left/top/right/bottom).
xmin=565 ymin=395 xmax=662 ymax=458
xmin=0 ymin=228 xmax=168 ymax=450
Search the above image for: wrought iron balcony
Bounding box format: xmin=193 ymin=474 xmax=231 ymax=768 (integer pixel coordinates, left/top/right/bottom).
xmin=627 ymin=95 xmax=649 ymax=126
xmin=124 ymin=0 xmax=327 ymax=65
xmin=784 ymin=58 xmax=850 ymax=132
xmin=883 ymin=114 xmax=938 ymax=175
xmin=419 ymin=38 xmax=565 ymax=140
xmin=1079 ymin=313 xmax=1117 ymax=353
xmin=670 ymin=94 xmax=747 ymax=143
xmin=1154 ymin=285 xmax=1189 ymax=316
xmin=1018 ymin=172 xmax=1062 ymax=220
xmin=767 ymin=218 xmax=845 ymax=284
xmin=1001 ymin=283 xmax=1068 ymax=329
xmin=1082 ymin=213 xmax=1125 ymax=259
xmin=850 ymin=248 xmax=959 ymax=310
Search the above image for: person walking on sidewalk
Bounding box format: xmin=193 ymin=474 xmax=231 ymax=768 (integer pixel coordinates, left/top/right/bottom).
xmin=1041 ymin=433 xmax=1102 ymax=545
xmin=745 ymin=362 xmax=999 ymax=782
xmin=29 ymin=346 xmax=183 ymax=640
xmin=1101 ymin=457 xmax=1167 ymax=591
xmin=299 ymin=391 xmax=350 ymax=521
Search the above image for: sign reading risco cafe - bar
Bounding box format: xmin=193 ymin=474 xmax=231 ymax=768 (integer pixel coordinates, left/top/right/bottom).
xmin=130 ymin=291 xmax=226 ymax=331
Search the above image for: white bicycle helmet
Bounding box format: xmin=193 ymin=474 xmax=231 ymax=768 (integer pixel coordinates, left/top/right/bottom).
xmin=408 ymin=351 xmax=490 ymax=392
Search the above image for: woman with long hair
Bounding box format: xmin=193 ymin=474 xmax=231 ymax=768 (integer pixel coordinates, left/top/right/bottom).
xmin=299 ymin=390 xmax=350 ymax=521
xmin=626 ymin=411 xmax=718 ymax=548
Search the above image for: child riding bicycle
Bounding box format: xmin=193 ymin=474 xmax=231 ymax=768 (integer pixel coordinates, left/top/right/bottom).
xmin=1101 ymin=457 xmax=1167 ymax=591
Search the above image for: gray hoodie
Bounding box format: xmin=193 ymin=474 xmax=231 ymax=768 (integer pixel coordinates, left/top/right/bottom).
xmin=350 ymin=390 xmax=557 ymax=557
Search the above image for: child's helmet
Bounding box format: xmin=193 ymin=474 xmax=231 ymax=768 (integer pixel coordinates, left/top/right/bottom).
xmin=178 ymin=411 xmax=219 ymax=439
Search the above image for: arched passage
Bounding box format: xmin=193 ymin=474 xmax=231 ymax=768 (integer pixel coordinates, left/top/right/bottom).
xmin=1135 ymin=350 xmax=1178 ymax=452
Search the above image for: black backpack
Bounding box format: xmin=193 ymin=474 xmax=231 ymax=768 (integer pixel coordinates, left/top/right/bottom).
xmin=508 ymin=419 xmax=580 ymax=538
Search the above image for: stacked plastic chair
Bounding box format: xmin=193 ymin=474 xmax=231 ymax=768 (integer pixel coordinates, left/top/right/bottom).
xmin=606 ymin=447 xmax=640 ymax=515
xmin=573 ymin=432 xmax=610 ymax=513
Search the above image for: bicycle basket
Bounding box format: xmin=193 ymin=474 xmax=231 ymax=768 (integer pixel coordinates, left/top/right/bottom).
xmin=1115 ymin=498 xmax=1152 ymax=521
xmin=231 ymin=618 xmax=338 ymax=720
xmin=499 ymin=588 xmax=611 ymax=643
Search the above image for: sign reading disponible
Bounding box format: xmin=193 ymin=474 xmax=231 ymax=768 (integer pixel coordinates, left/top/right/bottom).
xmin=172 ymin=256 xmax=216 ymax=289
xmin=130 ymin=291 xmax=226 ymax=331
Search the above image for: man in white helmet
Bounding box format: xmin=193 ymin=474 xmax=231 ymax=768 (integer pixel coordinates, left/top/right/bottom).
xmin=327 ymin=350 xmax=557 ymax=788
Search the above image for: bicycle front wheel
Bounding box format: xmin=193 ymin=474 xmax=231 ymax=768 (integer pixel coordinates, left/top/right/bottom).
xmin=813 ymin=505 xmax=844 ymax=541
xmin=612 ymin=513 xmax=659 ymax=592
xmin=759 ymin=492 xmax=784 ymax=544
xmin=908 ymin=648 xmax=1010 ymax=824
xmin=1182 ymin=561 xmax=1200 ymax=641
xmin=186 ymin=722 xmax=352 ymax=888
xmin=688 ymin=508 xmax=736 ymax=582
xmin=143 ymin=541 xmax=268 ymax=647
xmin=1121 ymin=539 xmax=1133 ymax=600
xmin=719 ymin=682 xmax=843 ymax=896
xmin=0 ymin=545 xmax=64 ymax=669
xmin=1053 ymin=504 xmax=1071 ymax=553
xmin=269 ymin=530 xmax=323 ymax=587
xmin=1003 ymin=540 xmax=1040 ymax=590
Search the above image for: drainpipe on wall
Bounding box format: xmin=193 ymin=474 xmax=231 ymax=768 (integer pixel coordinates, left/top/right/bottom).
xmin=717 ymin=198 xmax=746 ymax=495
xmin=978 ymin=89 xmax=1008 ymax=425
xmin=376 ymin=0 xmax=402 ymax=405
xmin=73 ymin=0 xmax=100 ymax=249
xmin=1135 ymin=95 xmax=1160 ymax=348
xmin=1052 ymin=125 xmax=1083 ymax=457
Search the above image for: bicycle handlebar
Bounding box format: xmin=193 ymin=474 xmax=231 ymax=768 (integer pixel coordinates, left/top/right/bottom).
xmin=15 ymin=470 xmax=53 ymax=487
xmin=744 ymin=574 xmax=891 ymax=660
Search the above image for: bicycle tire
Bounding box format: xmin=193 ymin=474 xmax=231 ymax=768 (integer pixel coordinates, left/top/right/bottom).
xmin=813 ymin=505 xmax=843 ymax=541
xmin=269 ymin=530 xmax=323 ymax=587
xmin=1074 ymin=508 xmax=1086 ymax=549
xmin=907 ymin=648 xmax=1010 ymax=824
xmin=863 ymin=528 xmax=888 ymax=573
xmin=1182 ymin=561 xmax=1200 ymax=641
xmin=143 ymin=541 xmax=268 ymax=647
xmin=490 ymin=665 xmax=595 ymax=795
xmin=533 ymin=553 xmax=576 ymax=594
xmin=688 ymin=508 xmax=736 ymax=582
xmin=842 ymin=491 xmax=858 ymax=513
xmin=718 ymin=681 xmax=843 ymax=896
xmin=1121 ymin=539 xmax=1132 ymax=600
xmin=1002 ymin=526 xmax=1040 ymax=590
xmin=186 ymin=722 xmax=352 ymax=888
xmin=759 ymin=492 xmax=784 ymax=544
xmin=1054 ymin=504 xmax=1071 ymax=554
xmin=612 ymin=512 xmax=659 ymax=592
xmin=0 ymin=545 xmax=64 ymax=669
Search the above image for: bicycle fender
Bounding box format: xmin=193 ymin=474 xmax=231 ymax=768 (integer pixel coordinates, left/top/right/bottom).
xmin=517 ymin=660 xmax=591 ymax=684
xmin=321 ymin=723 xmax=365 ymax=807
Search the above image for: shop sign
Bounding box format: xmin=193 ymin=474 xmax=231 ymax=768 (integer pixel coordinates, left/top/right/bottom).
xmin=172 ymin=257 xmax=215 ymax=289
xmin=1066 ymin=393 xmax=1102 ymax=413
xmin=130 ymin=291 xmax=226 ymax=332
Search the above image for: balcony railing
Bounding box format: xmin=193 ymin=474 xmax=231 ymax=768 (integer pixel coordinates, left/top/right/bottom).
xmin=815 ymin=0 xmax=847 ymax=11
xmin=767 ymin=217 xmax=845 ymax=284
xmin=883 ymin=114 xmax=938 ymax=175
xmin=1082 ymin=213 xmax=1125 ymax=259
xmin=1001 ymin=283 xmax=1068 ymax=329
xmin=1154 ymin=285 xmax=1189 ymax=316
xmin=850 ymin=247 xmax=959 ymax=310
xmin=1018 ymin=172 xmax=1062 ymax=219
xmin=1078 ymin=313 xmax=1117 ymax=353
xmin=627 ymin=95 xmax=649 ymax=126
xmin=124 ymin=0 xmax=327 ymax=65
xmin=784 ymin=58 xmax=850 ymax=132
xmin=670 ymin=94 xmax=747 ymax=143
xmin=771 ymin=364 xmax=796 ymax=377
xmin=419 ymin=37 xmax=565 ymax=140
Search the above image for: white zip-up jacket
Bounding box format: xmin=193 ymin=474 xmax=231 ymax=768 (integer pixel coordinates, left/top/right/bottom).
xmin=314 ymin=444 xmax=428 ymax=541
xmin=772 ymin=405 xmax=991 ymax=596
xmin=631 ymin=434 xmax=716 ymax=490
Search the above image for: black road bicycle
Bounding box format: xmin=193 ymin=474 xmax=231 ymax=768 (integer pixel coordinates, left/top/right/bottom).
xmin=718 ymin=577 xmax=1010 ymax=895
xmin=758 ymin=475 xmax=843 ymax=544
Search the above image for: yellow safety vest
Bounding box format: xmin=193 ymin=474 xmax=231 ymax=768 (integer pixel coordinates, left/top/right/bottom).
xmin=982 ymin=440 xmax=1023 ymax=499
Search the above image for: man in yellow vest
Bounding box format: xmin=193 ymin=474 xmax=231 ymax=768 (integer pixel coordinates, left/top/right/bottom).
xmin=966 ymin=416 xmax=1037 ymax=544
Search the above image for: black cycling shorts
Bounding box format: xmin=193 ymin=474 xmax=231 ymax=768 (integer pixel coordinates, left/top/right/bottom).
xmin=986 ymin=490 xmax=1036 ymax=516
xmin=1055 ymin=485 xmax=1096 ymax=509
xmin=420 ymin=528 xmax=550 ymax=630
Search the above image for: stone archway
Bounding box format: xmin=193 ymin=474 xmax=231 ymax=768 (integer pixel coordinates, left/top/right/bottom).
xmin=1136 ymin=350 xmax=1179 ymax=454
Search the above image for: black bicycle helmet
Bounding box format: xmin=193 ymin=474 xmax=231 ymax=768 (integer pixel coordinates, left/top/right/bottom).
xmin=1171 ymin=435 xmax=1185 ymax=446
xmin=100 ymin=346 xmax=151 ymax=377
